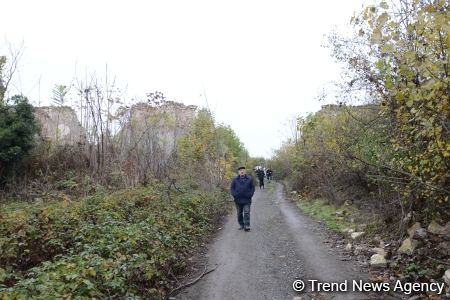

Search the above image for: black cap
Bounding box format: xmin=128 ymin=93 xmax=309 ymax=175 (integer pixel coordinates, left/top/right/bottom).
xmin=237 ymin=166 xmax=246 ymax=170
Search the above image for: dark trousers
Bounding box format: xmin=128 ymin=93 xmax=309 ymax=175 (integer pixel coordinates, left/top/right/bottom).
xmin=258 ymin=177 xmax=264 ymax=189
xmin=235 ymin=203 xmax=251 ymax=228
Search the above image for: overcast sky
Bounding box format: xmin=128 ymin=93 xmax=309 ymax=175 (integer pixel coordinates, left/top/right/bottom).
xmin=1 ymin=0 xmax=369 ymax=158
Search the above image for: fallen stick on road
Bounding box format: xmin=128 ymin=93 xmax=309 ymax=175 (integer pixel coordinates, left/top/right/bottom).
xmin=427 ymin=256 xmax=450 ymax=266
xmin=168 ymin=263 xmax=218 ymax=297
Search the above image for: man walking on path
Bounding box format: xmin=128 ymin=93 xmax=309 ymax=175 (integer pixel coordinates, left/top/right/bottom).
xmin=230 ymin=166 xmax=255 ymax=232
xmin=266 ymin=168 xmax=273 ymax=182
xmin=256 ymin=167 xmax=265 ymax=189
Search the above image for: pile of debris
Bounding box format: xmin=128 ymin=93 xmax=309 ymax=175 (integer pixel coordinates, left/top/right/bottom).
xmin=344 ymin=219 xmax=450 ymax=298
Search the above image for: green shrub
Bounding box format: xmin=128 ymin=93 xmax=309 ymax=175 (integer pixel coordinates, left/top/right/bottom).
xmin=0 ymin=182 xmax=229 ymax=299
xmin=296 ymin=198 xmax=356 ymax=233
xmin=327 ymin=0 xmax=450 ymax=217
xmin=0 ymin=95 xmax=39 ymax=181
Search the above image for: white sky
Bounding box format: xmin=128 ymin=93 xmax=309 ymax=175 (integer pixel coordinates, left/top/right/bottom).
xmin=0 ymin=0 xmax=369 ymax=158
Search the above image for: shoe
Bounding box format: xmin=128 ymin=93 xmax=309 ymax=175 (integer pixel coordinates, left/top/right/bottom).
xmin=244 ymin=227 xmax=250 ymax=232
xmin=238 ymin=226 xmax=244 ymax=230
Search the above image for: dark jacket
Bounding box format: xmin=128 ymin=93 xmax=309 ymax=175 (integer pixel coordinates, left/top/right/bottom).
xmin=230 ymin=175 xmax=255 ymax=204
xmin=256 ymin=169 xmax=265 ymax=180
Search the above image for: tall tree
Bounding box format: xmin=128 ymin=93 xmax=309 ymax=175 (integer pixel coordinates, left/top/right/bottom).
xmin=329 ymin=0 xmax=449 ymax=214
xmin=51 ymin=84 xmax=70 ymax=106
xmin=0 ymin=95 xmax=39 ymax=181
xmin=0 ymin=56 xmax=6 ymax=102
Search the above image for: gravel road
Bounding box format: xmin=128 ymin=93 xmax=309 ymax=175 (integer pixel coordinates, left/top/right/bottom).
xmin=177 ymin=182 xmax=372 ymax=300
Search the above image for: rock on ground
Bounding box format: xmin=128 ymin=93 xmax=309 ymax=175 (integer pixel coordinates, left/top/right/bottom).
xmin=407 ymin=222 xmax=422 ymax=238
xmin=370 ymin=247 xmax=386 ymax=257
xmin=428 ymin=220 xmax=444 ymax=235
xmin=370 ymin=254 xmax=387 ymax=268
xmin=351 ymin=231 xmax=365 ymax=240
xmin=398 ymin=238 xmax=419 ymax=255
xmin=443 ymin=269 xmax=450 ymax=286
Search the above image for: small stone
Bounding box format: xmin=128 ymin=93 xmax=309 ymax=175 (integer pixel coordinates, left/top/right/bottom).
xmin=440 ymin=222 xmax=450 ymax=240
xmin=354 ymin=245 xmax=364 ymax=255
xmin=407 ymin=222 xmax=422 ymax=238
xmin=398 ymin=238 xmax=419 ymax=255
xmin=413 ymin=228 xmax=427 ymax=240
xmin=370 ymin=254 xmax=387 ymax=268
xmin=379 ymin=240 xmax=385 ymax=248
xmin=428 ymin=220 xmax=444 ymax=235
xmin=443 ymin=269 xmax=450 ymax=286
xmin=403 ymin=212 xmax=412 ymax=223
xmin=351 ymin=231 xmax=365 ymax=240
xmin=345 ymin=243 xmax=352 ymax=251
xmin=438 ymin=241 xmax=450 ymax=256
xmin=371 ymin=247 xmax=386 ymax=257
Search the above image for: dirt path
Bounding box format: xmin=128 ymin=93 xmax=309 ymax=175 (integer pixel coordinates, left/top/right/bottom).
xmin=177 ymin=182 xmax=370 ymax=300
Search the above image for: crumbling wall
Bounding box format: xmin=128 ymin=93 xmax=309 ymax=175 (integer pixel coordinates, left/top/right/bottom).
xmin=116 ymin=101 xmax=197 ymax=179
xmin=34 ymin=106 xmax=85 ymax=145
xmin=119 ymin=101 xmax=197 ymax=156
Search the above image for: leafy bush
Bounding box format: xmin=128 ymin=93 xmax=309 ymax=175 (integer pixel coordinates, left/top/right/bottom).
xmin=296 ymin=198 xmax=356 ymax=233
xmin=274 ymin=0 xmax=449 ymax=224
xmin=0 ymin=95 xmax=39 ymax=181
xmin=177 ymin=109 xmax=249 ymax=190
xmin=273 ymin=105 xmax=390 ymax=203
xmin=0 ymin=182 xmax=229 ymax=299
xmin=327 ymin=0 xmax=449 ymax=217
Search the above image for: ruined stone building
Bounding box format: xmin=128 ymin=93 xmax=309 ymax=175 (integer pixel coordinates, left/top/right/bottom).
xmin=117 ymin=101 xmax=198 ymax=159
xmin=34 ymin=106 xmax=86 ymax=145
xmin=33 ymin=101 xmax=197 ymax=183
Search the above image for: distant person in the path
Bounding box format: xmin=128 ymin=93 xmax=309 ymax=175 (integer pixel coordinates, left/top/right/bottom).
xmin=266 ymin=168 xmax=273 ymax=182
xmin=256 ymin=167 xmax=265 ymax=189
xmin=230 ymin=166 xmax=255 ymax=232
